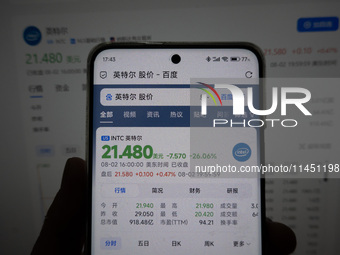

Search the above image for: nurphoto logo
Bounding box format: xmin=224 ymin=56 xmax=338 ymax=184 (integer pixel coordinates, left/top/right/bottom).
xmin=199 ymin=83 xmax=312 ymax=128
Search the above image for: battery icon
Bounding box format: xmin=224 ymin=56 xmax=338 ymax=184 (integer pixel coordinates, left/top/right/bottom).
xmin=231 ymin=57 xmax=240 ymax=62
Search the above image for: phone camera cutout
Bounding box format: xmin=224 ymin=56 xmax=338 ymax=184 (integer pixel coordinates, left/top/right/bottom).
xmin=171 ymin=54 xmax=181 ymax=64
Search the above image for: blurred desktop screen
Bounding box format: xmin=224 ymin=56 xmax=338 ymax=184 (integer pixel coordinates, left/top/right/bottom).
xmin=0 ymin=0 xmax=339 ymax=254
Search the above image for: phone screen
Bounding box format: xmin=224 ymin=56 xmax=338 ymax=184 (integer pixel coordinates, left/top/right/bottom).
xmin=88 ymin=43 xmax=264 ymax=255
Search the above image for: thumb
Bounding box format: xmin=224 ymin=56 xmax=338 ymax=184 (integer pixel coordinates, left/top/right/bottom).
xmin=31 ymin=158 xmax=87 ymax=255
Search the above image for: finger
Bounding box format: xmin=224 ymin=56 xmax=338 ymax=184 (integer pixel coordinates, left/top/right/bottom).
xmin=265 ymin=219 xmax=297 ymax=255
xmin=31 ymin=158 xmax=87 ymax=255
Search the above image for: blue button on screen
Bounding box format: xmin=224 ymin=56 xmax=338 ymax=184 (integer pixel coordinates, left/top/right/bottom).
xmin=297 ymin=17 xmax=338 ymax=32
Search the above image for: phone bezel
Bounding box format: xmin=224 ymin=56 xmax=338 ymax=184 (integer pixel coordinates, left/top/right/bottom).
xmin=86 ymin=42 xmax=266 ymax=254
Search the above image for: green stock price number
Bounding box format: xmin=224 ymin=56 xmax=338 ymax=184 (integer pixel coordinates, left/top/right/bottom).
xmin=26 ymin=53 xmax=63 ymax=64
xmin=102 ymin=145 xmax=153 ymax=159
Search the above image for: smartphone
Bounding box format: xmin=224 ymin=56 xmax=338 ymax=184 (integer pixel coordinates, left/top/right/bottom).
xmin=87 ymin=42 xmax=265 ymax=255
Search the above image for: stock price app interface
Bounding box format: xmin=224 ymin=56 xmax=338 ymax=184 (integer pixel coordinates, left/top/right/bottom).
xmin=91 ymin=49 xmax=261 ymax=255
